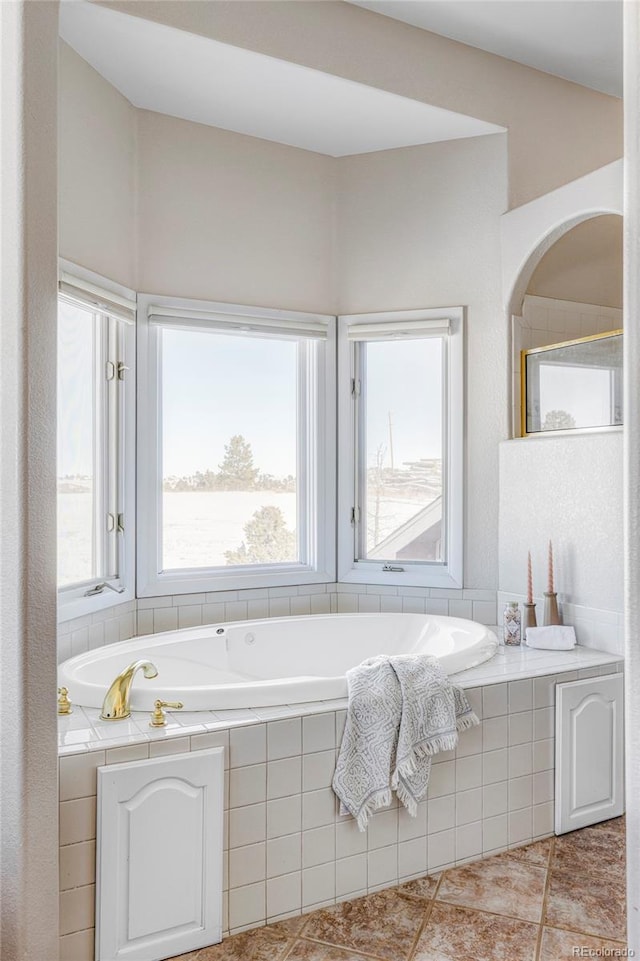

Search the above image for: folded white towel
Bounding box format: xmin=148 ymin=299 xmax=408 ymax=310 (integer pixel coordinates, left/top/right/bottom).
xmin=525 ymin=625 xmax=576 ymax=650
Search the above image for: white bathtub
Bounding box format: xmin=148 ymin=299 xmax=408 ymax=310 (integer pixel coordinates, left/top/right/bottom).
xmin=59 ymin=613 xmax=498 ymax=711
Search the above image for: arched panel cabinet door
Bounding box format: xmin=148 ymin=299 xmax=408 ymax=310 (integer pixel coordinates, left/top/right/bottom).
xmin=555 ymin=674 xmax=624 ymax=834
xmin=96 ymin=748 xmax=224 ymax=961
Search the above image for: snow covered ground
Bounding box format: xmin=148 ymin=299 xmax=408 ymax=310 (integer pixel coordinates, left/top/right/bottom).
xmin=58 ymin=489 xmax=436 ymax=585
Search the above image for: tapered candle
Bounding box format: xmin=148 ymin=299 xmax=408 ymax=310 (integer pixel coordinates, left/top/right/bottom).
xmin=527 ymin=551 xmax=533 ymax=604
xmin=548 ymin=540 xmax=554 ymax=593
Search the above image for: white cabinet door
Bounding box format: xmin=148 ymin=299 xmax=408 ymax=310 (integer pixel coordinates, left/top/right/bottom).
xmin=96 ymin=748 xmax=224 ymax=961
xmin=555 ymin=674 xmax=624 ymax=835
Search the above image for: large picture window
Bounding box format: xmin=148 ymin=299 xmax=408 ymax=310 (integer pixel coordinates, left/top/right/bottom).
xmin=57 ymin=266 xmax=136 ymax=618
xmin=137 ymin=296 xmax=335 ymax=595
xmin=338 ymin=308 xmax=464 ymax=588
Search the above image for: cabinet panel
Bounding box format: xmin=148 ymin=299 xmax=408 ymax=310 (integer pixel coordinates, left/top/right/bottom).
xmin=555 ymin=674 xmax=624 ymax=834
xmin=97 ymin=748 xmax=224 ymax=961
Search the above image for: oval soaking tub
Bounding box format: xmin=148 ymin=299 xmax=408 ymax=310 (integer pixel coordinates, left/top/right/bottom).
xmin=59 ymin=613 xmax=498 ymax=711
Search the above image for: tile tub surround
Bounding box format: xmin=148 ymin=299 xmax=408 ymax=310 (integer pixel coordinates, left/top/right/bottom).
xmin=57 ymin=648 xmax=623 ymax=960
xmin=57 ymin=598 xmax=138 ymax=663
xmin=169 ymin=818 xmax=628 ymax=961
xmin=57 ymin=586 xmax=499 ymax=662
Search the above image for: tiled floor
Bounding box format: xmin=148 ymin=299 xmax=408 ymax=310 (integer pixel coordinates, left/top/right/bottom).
xmin=171 ymin=816 xmax=627 ymax=961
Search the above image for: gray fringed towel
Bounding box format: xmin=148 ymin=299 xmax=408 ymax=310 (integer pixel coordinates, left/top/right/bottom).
xmin=332 ymin=654 xmax=478 ymax=830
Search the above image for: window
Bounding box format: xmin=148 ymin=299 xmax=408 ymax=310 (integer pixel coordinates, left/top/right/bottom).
xmin=338 ymin=308 xmax=464 ymax=588
xmin=57 ymin=265 xmax=136 ymax=618
xmin=137 ymin=296 xmax=335 ymax=595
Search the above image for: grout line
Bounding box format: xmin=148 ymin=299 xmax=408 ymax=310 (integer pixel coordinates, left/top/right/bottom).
xmin=282 ymin=883 xmax=441 ymax=961
xmin=280 ymin=937 xmax=304 ymax=961
xmin=548 ymin=861 xmax=624 ymax=885
xmin=59 ymin=925 xmax=95 ymax=935
xmin=431 ymin=882 xmax=546 ymax=930
xmin=534 ymin=835 xmax=555 ymax=961
xmin=281 ymin=939 xmax=297 ymax=961
xmin=406 ymin=873 xmax=443 ymax=961
xmin=295 ymin=901 xmax=318 ymax=942
xmin=537 ymin=922 xmax=628 ymax=946
xmin=293 ymin=933 xmax=391 ymax=961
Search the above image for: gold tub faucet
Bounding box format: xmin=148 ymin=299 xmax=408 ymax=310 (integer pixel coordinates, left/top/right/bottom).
xmin=100 ymin=659 xmax=159 ymax=720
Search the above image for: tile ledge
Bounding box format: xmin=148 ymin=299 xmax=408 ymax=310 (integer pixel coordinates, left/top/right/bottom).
xmin=58 ymin=647 xmax=622 ymax=757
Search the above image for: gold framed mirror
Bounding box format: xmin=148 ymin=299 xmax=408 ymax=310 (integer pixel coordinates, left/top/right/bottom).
xmin=521 ymin=330 xmax=623 ymax=436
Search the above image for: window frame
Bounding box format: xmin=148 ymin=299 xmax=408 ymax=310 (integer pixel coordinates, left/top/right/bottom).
xmin=57 ymin=260 xmax=136 ymax=621
xmin=136 ymin=293 xmax=336 ymax=597
xmin=337 ymin=307 xmax=464 ymax=589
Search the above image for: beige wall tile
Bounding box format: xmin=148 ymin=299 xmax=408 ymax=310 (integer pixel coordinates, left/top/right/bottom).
xmin=148 ymin=736 xmax=190 ymax=757
xmin=60 ymin=841 xmax=96 ymax=891
xmin=229 ymin=842 xmax=267 ymax=888
xmin=190 ymin=729 xmax=229 ymax=765
xmin=230 ymin=725 xmax=266 ymax=768
xmin=105 ymin=743 xmax=149 ymax=765
xmin=228 ymin=881 xmax=266 ymax=930
xmin=60 ymin=884 xmax=95 ymax=936
xmin=59 ymin=927 xmax=95 ymax=961
xmin=59 ymin=798 xmax=96 ymax=846
xmin=59 ymin=751 xmax=105 ymax=801
xmin=230 ymin=763 xmax=267 ymax=808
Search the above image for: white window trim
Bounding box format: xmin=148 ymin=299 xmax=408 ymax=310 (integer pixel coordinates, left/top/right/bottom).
xmin=337 ymin=307 xmax=464 ymax=589
xmin=57 ymin=260 xmax=136 ymax=621
xmin=136 ymin=293 xmax=336 ymax=597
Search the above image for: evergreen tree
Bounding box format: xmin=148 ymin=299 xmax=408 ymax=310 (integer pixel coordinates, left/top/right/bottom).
xmin=542 ymin=409 xmax=576 ymax=431
xmin=217 ymin=435 xmax=259 ymax=490
xmin=225 ymin=506 xmax=296 ymax=564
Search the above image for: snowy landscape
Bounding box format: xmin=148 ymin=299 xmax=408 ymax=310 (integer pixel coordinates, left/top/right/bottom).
xmin=57 ymin=435 xmax=442 ymax=585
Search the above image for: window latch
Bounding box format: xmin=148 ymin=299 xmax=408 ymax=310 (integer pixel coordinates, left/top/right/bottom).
xmin=106 ymin=361 xmax=129 ymax=380
xmin=382 ymin=564 xmax=405 ymax=573
xmin=84 ymin=581 xmax=125 ymax=597
xmin=350 ymin=507 xmax=360 ymax=525
xmin=107 ymin=512 xmax=125 ymax=533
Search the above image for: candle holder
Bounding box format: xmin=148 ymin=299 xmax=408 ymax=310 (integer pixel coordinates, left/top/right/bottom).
xmin=523 ymin=602 xmax=537 ymax=633
xmin=543 ymin=591 xmax=561 ymax=626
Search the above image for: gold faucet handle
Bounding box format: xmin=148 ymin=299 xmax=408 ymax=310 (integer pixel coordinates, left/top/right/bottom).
xmin=57 ymin=687 xmax=73 ymax=715
xmin=149 ymin=699 xmax=184 ymax=728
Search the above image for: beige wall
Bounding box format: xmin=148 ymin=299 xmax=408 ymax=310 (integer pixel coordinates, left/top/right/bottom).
xmin=336 ymin=134 xmax=509 ymax=588
xmin=59 ymin=43 xmax=335 ymax=311
xmin=58 ymin=41 xmax=137 ymax=287
xmin=136 ymin=111 xmax=335 ymax=312
xmin=527 ymin=214 xmax=623 ymax=309
xmin=100 ymin=0 xmax=622 ymax=210
xmin=1 ymin=3 xmax=60 ymax=958
xmin=623 ymin=3 xmax=640 ymax=950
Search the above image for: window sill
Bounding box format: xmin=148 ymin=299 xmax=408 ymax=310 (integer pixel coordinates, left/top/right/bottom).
xmin=137 ymin=567 xmax=336 ymax=598
xmin=338 ymin=565 xmax=463 ymax=590
xmin=57 ymin=585 xmax=135 ymax=624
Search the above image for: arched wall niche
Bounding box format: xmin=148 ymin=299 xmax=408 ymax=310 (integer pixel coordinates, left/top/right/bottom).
xmin=506 ymin=209 xmax=622 ymax=319
xmin=497 ymin=163 xmax=625 ymax=663
xmin=500 ymin=160 xmax=623 ymax=438
xmin=509 ymin=210 xmax=623 ymax=437
xmin=501 ymin=160 xmax=622 ymax=309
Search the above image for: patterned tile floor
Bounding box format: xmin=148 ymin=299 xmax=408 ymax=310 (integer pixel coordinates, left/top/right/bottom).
xmin=173 ymin=817 xmax=627 ymax=961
